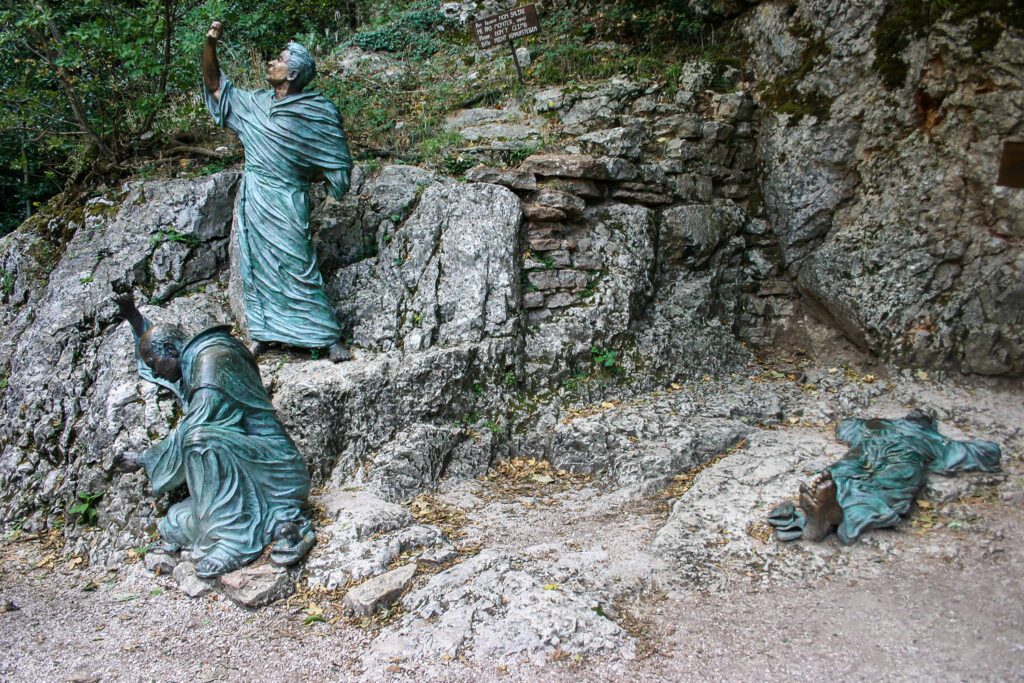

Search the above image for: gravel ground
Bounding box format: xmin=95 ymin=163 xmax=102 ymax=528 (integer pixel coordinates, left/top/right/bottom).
xmin=3 ymin=503 xmax=1022 ymax=682
xmin=3 ymin=364 xmax=1022 ymax=682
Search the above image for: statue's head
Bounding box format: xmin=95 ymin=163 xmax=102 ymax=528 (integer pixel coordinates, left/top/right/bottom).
xmin=139 ymin=324 xmax=187 ymax=382
xmin=267 ymin=41 xmax=315 ymax=92
xmin=903 ymin=408 xmax=937 ymax=431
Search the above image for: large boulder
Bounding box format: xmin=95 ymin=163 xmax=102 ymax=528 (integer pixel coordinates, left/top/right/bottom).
xmin=0 ymin=173 xmax=240 ymax=551
xmin=746 ymin=1 xmax=1024 ymax=375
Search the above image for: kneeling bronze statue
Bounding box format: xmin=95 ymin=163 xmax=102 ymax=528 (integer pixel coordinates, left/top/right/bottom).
xmin=769 ymin=409 xmax=1001 ymax=544
xmin=112 ymin=291 xmax=315 ymax=578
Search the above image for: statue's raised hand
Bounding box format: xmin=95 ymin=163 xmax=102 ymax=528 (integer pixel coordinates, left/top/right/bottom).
xmin=111 ymin=288 xmax=146 ymax=337
xmin=206 ymin=21 xmax=223 ymax=44
xmin=112 ymin=290 xmax=137 ymax=319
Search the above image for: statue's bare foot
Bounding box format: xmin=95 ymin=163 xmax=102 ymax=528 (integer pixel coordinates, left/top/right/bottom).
xmin=798 ymin=472 xmax=844 ymax=542
xmin=249 ymin=340 xmax=269 ymax=358
xmin=195 ymin=553 xmax=243 ymax=579
xmin=328 ymin=342 xmax=351 ymax=363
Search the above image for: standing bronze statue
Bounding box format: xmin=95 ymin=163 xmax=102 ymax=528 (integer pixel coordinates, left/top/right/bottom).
xmin=112 ymin=291 xmax=315 ymax=578
xmin=203 ymin=21 xmax=353 ymax=361
xmin=768 ymin=409 xmax=1001 ymax=544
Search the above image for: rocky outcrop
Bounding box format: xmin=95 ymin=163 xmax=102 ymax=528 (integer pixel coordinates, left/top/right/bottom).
xmin=745 ymin=1 xmax=1024 ymax=375
xmin=0 ymin=174 xmax=240 ymax=542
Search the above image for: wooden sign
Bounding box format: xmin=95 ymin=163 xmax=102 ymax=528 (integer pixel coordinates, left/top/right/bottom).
xmin=474 ymin=4 xmax=540 ymax=50
xmin=997 ymin=141 xmax=1024 ymax=189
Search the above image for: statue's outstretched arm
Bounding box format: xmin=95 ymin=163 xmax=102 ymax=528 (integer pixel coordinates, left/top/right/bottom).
xmin=203 ymin=21 xmax=224 ymax=101
xmin=112 ymin=288 xmax=147 ymax=340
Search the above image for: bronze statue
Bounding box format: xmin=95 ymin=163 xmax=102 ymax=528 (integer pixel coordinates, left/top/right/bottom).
xmin=769 ymin=409 xmax=1001 ymax=543
xmin=112 ymin=291 xmax=315 ymax=578
xmin=203 ymin=21 xmax=353 ymax=362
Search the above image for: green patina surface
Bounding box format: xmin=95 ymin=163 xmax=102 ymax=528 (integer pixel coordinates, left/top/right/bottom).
xmin=132 ymin=321 xmax=313 ymax=574
xmin=205 ymin=73 xmax=352 ymax=348
xmin=771 ymin=412 xmax=1001 ymax=543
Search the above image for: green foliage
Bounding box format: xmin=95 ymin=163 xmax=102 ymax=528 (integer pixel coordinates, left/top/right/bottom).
xmin=441 ymin=153 xmax=474 ymax=177
xmin=347 ymin=2 xmax=453 ymax=60
xmin=591 ymin=346 xmax=619 ymax=369
xmin=148 ymin=228 xmax=199 ymax=248
xmin=504 ymin=371 xmax=517 ymax=387
xmin=69 ymin=491 xmax=103 ymax=526
xmin=472 ymin=383 xmax=485 ymax=397
xmin=1 ymin=270 xmax=13 ymax=296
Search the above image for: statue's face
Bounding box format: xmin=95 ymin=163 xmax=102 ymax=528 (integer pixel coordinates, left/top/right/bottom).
xmin=149 ymin=354 xmax=182 ymax=382
xmin=267 ymin=49 xmax=292 ymax=86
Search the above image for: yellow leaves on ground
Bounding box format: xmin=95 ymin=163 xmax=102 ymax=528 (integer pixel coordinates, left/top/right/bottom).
xmin=482 ymin=458 xmax=589 ymax=500
xmin=409 ymin=494 xmax=469 ymax=540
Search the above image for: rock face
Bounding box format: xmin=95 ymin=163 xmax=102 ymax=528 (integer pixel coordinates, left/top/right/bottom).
xmin=744 ymin=1 xmax=1024 ymax=375
xmin=0 ymin=7 xmax=1020 ymax=673
xmin=0 ymin=174 xmax=240 ymax=545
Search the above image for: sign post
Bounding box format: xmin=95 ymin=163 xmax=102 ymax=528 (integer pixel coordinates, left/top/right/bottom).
xmin=473 ymin=4 xmax=541 ymax=84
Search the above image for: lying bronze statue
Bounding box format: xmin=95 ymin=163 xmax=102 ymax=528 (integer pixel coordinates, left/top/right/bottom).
xmin=769 ymin=409 xmax=1001 ymax=543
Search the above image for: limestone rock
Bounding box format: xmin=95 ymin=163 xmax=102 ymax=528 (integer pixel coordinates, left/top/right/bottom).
xmin=520 ymin=154 xmax=610 ymax=180
xmin=464 ymin=164 xmax=537 ymax=191
xmin=329 ymin=182 xmax=521 ymax=352
xmin=143 ymin=551 xmax=178 ymax=576
xmin=0 ymin=173 xmax=239 ymax=557
xmin=219 ymin=564 xmax=295 ymax=608
xmin=526 ymin=189 xmax=586 ymax=217
xmin=577 ymin=124 xmax=647 ymax=160
xmin=173 ymin=562 xmax=214 ymax=598
xmin=651 ymin=428 xmax=848 ymax=588
xmin=343 ymin=563 xmax=417 ymax=616
xmin=745 ymin=2 xmax=1024 ymax=375
xmin=365 ymin=550 xmax=632 ymax=670
xmin=444 ymin=106 xmax=543 ymax=143
xmin=660 ymin=201 xmax=746 ymax=270
xmin=305 ymin=487 xmax=449 ymax=590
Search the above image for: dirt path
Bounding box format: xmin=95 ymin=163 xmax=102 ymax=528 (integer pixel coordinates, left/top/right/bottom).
xmin=3 ymin=367 xmax=1022 ymax=682
xmin=3 ymin=487 xmax=1022 ymax=682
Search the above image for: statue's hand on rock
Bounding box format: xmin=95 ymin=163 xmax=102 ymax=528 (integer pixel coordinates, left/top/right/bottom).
xmin=112 ymin=291 xmax=136 ymax=319
xmin=206 ymin=21 xmax=223 ymax=44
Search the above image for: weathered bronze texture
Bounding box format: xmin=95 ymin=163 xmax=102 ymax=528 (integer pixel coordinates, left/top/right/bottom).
xmin=113 ymin=291 xmax=315 ymax=578
xmin=768 ymin=409 xmax=1001 ymax=543
xmin=203 ymin=22 xmax=353 ymax=361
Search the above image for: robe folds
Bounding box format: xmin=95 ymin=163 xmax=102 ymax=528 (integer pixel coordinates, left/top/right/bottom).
xmin=828 ymin=416 xmax=1001 ymax=543
xmin=137 ymin=326 xmax=311 ymax=566
xmin=206 ymin=76 xmax=352 ymax=348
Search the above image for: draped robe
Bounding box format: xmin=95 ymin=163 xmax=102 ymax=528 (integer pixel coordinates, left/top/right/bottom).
xmin=827 ymin=416 xmax=1000 ymax=543
xmin=135 ymin=325 xmax=311 ymax=566
xmin=206 ymin=76 xmax=352 ymax=348
xmin=769 ymin=415 xmax=1001 ymax=544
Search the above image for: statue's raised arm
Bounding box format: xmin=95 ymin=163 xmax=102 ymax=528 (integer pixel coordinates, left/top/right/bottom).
xmin=203 ymin=21 xmax=223 ymax=101
xmin=109 ymin=296 xmax=316 ymax=579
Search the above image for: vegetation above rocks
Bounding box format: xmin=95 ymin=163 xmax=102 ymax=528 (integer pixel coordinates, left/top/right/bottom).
xmin=873 ymin=0 xmax=1024 ymax=89
xmin=0 ymin=0 xmax=750 ymax=237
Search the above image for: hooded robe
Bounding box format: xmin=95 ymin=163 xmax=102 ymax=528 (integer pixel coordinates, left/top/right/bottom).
xmin=205 ymin=75 xmax=352 ymax=348
xmin=136 ymin=324 xmax=311 ymax=567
